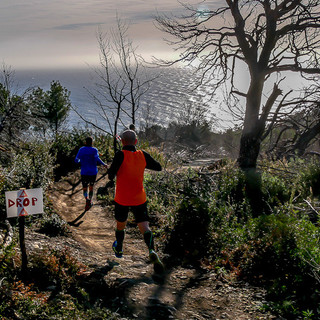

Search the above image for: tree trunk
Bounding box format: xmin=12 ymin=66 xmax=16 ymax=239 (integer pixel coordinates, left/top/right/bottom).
xmin=236 ymin=74 xmax=268 ymax=216
xmin=237 ymin=132 xmax=261 ymax=169
xmin=237 ymin=73 xmax=264 ymax=170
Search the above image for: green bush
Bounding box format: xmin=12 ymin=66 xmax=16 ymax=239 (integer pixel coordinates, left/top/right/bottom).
xmin=38 ymin=212 xmax=69 ymax=237
xmin=4 ymin=141 xmax=54 ymax=191
xmin=0 ymin=237 xmax=17 ymax=280
xmin=0 ymin=140 xmax=55 ymax=220
xmin=210 ymin=202 xmax=248 ymax=258
xmin=215 ymin=213 xmax=320 ymax=318
xmin=29 ymin=247 xmax=87 ymax=291
xmin=261 ymin=172 xmax=292 ymax=207
xmin=164 ymin=194 xmax=213 ymax=265
xmin=296 ymin=159 xmax=320 ymax=198
xmin=214 ymin=161 xmax=245 ymax=203
xmin=144 ymin=171 xmax=184 ymax=208
xmin=0 ymin=278 xmax=119 ymax=320
xmin=162 ymin=170 xmax=216 ymax=265
xmin=214 ymin=162 xmax=253 ymax=220
xmin=0 ymin=168 xmax=6 ymax=218
xmin=50 ymin=129 xmax=113 ymax=181
xmin=0 ymin=248 xmax=120 ymax=320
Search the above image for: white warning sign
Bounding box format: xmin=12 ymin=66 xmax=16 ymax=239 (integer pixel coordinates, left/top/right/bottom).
xmin=5 ymin=188 xmax=44 ymax=218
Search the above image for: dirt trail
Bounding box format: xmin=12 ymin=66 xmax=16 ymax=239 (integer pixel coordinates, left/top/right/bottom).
xmin=49 ymin=168 xmax=275 ymax=320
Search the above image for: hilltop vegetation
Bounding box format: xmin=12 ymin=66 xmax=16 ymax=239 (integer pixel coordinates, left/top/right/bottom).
xmin=1 ymin=0 xmax=320 ymax=317
xmin=0 ymin=127 xmax=320 ymax=319
xmin=0 ymin=57 xmax=320 ymax=319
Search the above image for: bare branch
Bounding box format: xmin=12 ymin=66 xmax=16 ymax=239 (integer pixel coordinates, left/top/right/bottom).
xmin=155 ymin=0 xmax=320 ymax=168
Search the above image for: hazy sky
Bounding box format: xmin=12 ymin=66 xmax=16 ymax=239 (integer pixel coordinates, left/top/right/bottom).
xmin=0 ymin=0 xmax=220 ymax=70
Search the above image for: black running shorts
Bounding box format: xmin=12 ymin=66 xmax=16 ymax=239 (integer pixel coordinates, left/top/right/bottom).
xmin=114 ymin=202 xmax=149 ymax=223
xmin=81 ymin=175 xmax=97 ymax=188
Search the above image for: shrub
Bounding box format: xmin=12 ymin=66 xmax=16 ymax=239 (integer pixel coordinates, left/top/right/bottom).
xmin=296 ymin=159 xmax=320 ymax=198
xmin=0 ymin=141 xmax=55 ymax=221
xmin=38 ymin=211 xmax=69 ymax=237
xmin=214 ymin=162 xmax=253 ymax=220
xmin=29 ymin=247 xmax=87 ymax=291
xmin=0 ymin=237 xmax=18 ymax=279
xmin=165 ymin=195 xmax=213 ymax=265
xmin=216 ymin=213 xmax=320 ymax=318
xmin=0 ymin=167 xmax=6 ymax=219
xmin=144 ymin=171 xmax=184 ymax=208
xmin=261 ymin=172 xmax=292 ymax=207
xmin=50 ymin=129 xmax=113 ymax=180
xmin=0 ymin=245 xmax=121 ymax=320
xmin=4 ymin=141 xmax=54 ymax=191
xmin=210 ymin=202 xmax=249 ymax=259
xmin=163 ymin=171 xmax=216 ymax=265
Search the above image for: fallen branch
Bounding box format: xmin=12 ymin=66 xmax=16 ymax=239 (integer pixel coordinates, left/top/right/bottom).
xmin=304 ymin=199 xmax=320 ymax=215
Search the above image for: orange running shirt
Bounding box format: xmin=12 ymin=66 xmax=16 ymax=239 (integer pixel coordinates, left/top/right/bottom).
xmin=114 ymin=150 xmax=147 ymax=206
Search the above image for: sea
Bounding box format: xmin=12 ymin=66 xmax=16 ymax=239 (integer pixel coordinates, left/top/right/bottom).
xmin=14 ymin=66 xmax=228 ymax=133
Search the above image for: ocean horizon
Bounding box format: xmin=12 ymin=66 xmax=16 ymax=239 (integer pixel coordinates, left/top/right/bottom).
xmin=14 ymin=66 xmax=229 ymax=133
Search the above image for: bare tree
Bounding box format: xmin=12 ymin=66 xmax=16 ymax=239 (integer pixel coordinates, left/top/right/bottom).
xmin=85 ymin=18 xmax=157 ymax=152
xmin=266 ymin=84 xmax=320 ymax=158
xmin=155 ymin=0 xmax=320 ymax=169
xmin=292 ymin=105 xmax=320 ymax=156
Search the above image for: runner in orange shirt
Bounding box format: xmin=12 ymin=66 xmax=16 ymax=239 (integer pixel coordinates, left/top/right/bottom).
xmin=107 ymin=129 xmax=164 ymax=274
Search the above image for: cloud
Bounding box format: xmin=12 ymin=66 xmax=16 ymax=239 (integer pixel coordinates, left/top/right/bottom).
xmin=53 ymin=22 xmax=105 ymax=31
xmin=0 ymin=0 xmax=209 ymax=70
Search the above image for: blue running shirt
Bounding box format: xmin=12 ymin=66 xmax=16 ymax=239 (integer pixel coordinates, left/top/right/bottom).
xmin=75 ymin=146 xmax=105 ymax=175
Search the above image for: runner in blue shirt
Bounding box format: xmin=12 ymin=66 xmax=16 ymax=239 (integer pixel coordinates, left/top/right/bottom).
xmin=75 ymin=136 xmax=107 ymax=211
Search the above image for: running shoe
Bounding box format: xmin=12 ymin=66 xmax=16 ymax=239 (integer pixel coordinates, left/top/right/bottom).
xmin=112 ymin=240 xmax=123 ymax=258
xmin=85 ymin=199 xmax=93 ymax=211
xmin=149 ymin=250 xmax=164 ymax=274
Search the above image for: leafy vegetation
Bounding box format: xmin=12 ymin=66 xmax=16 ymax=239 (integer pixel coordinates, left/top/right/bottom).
xmin=143 ymin=157 xmax=320 ymax=319
xmin=37 ymin=210 xmax=69 ymax=237
xmin=50 ymin=128 xmax=112 ymax=180
xmin=1 ymin=66 xmax=320 ymax=319
xmin=0 ymin=128 xmax=117 ymax=319
xmin=0 ymin=247 xmax=121 ymax=320
xmin=28 ymin=80 xmax=72 ymax=137
xmin=1 ymin=120 xmax=320 ymax=319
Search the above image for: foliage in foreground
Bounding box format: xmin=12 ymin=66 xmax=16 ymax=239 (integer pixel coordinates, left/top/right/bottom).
xmin=144 ymin=157 xmax=320 ymax=319
xmin=50 ymin=128 xmax=113 ymax=180
xmin=0 ymin=129 xmax=112 ymax=218
xmin=0 ymin=130 xmax=168 ymax=319
xmin=1 ymin=129 xmax=320 ymax=319
xmin=0 ymin=246 xmax=121 ymax=320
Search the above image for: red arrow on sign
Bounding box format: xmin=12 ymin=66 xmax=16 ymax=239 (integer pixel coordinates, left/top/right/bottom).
xmin=19 ymin=190 xmax=28 ymax=198
xmin=19 ymin=208 xmax=28 ymax=216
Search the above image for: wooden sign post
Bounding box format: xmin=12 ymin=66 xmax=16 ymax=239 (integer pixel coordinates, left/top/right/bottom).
xmin=19 ymin=212 xmax=28 ymax=274
xmin=5 ymin=188 xmax=44 ymax=275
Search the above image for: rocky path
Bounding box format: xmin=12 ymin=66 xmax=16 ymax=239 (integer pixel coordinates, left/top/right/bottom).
xmin=47 ymin=168 xmax=276 ymax=320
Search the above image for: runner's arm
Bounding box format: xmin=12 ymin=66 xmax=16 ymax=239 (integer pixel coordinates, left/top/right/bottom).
xmin=143 ymin=151 xmax=162 ymax=171
xmin=95 ymin=149 xmax=106 ymax=166
xmin=75 ymin=149 xmax=82 ymax=163
xmin=107 ymin=151 xmax=124 ymax=181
